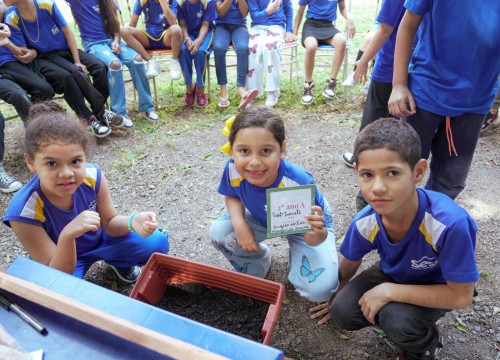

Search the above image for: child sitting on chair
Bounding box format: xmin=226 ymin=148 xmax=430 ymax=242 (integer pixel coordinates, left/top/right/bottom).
xmin=293 ymin=0 xmax=355 ymax=105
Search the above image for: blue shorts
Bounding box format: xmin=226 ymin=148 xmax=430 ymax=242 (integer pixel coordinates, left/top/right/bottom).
xmin=142 ymin=29 xmax=169 ymax=50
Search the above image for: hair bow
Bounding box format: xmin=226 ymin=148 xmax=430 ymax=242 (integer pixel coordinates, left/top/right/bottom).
xmin=220 ymin=116 xmax=235 ymax=155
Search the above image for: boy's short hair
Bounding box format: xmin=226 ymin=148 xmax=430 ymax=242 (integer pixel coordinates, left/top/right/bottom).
xmin=353 ymin=118 xmax=421 ymax=169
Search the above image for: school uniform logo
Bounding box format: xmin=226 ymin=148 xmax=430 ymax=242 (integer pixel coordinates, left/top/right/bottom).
xmin=92 ymin=5 xmax=100 ymax=13
xmin=411 ymin=256 xmax=439 ymax=270
xmin=51 ymin=25 xmax=60 ymax=36
xmin=197 ymin=11 xmax=203 ymax=18
xmin=88 ymin=200 xmax=98 ymax=212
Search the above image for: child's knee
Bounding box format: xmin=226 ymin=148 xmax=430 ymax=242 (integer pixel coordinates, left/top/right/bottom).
xmin=329 ymin=298 xmax=360 ymax=330
xmin=109 ymin=60 xmax=122 ymax=70
xmin=134 ymin=54 xmax=143 ymax=63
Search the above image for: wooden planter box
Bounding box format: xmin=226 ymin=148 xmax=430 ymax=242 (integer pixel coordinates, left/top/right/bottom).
xmin=130 ymin=253 xmax=285 ymax=345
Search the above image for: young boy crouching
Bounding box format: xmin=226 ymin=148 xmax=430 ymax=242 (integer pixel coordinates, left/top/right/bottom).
xmin=312 ymin=118 xmax=478 ymax=359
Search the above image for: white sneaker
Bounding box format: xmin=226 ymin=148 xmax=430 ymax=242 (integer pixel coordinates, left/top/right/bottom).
xmin=169 ymin=59 xmax=181 ymax=80
xmin=0 ymin=171 xmax=22 ymax=193
xmin=146 ymin=59 xmax=161 ymax=79
xmin=301 ymin=82 xmax=314 ymax=105
xmin=144 ymin=111 xmax=159 ymax=123
xmin=265 ymin=90 xmax=280 ymax=107
xmin=361 ymin=79 xmax=371 ymax=96
xmin=342 ymin=75 xmax=358 ymax=87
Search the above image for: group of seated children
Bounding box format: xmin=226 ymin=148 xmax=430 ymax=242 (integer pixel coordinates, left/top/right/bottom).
xmin=119 ymin=0 xmax=358 ymax=108
xmin=3 ymin=101 xmax=479 ymax=359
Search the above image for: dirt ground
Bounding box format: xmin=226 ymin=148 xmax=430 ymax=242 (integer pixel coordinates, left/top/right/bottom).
xmin=0 ymin=95 xmax=499 ymax=359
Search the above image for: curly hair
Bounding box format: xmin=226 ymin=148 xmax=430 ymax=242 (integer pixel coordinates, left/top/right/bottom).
xmin=229 ymin=106 xmax=286 ymax=148
xmin=353 ymin=118 xmax=421 ymax=169
xmin=25 ymin=101 xmax=94 ymax=158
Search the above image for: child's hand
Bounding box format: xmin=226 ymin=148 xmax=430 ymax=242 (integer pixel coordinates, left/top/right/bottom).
xmin=74 ymin=62 xmax=89 ymax=75
xmin=285 ymin=32 xmax=296 ymax=43
xmin=0 ymin=23 xmax=11 ymax=39
xmin=190 ymin=39 xmax=200 ymax=55
xmin=266 ymin=0 xmax=281 ymax=15
xmin=353 ymin=59 xmax=368 ymax=84
xmin=358 ymin=283 xmax=392 ymax=324
xmin=305 ymin=206 xmax=324 ymax=234
xmin=15 ymin=48 xmax=37 ymax=64
xmin=62 ymin=210 xmax=101 ymax=240
xmin=388 ymin=84 xmax=416 ymax=117
xmin=131 ymin=212 xmax=158 ymax=238
xmin=235 ymin=224 xmax=260 ymax=253
xmin=346 ymin=19 xmax=356 ymax=38
xmin=111 ymin=40 xmax=121 ymax=54
xmin=309 ymin=302 xmax=331 ymax=325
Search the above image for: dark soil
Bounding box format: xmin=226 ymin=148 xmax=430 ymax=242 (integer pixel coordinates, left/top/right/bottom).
xmin=156 ymin=283 xmax=269 ymax=343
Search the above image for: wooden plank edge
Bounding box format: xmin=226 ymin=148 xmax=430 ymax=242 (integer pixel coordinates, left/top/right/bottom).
xmin=0 ymin=272 xmax=228 ymax=360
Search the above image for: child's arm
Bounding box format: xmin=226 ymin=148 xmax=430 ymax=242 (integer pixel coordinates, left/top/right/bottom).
xmin=353 ymin=22 xmax=394 ymax=84
xmin=158 ymin=0 xmax=177 ymax=27
xmin=61 ymin=26 xmax=88 ymax=75
xmin=96 ymin=173 xmax=159 ymax=237
xmin=248 ymin=0 xmax=280 ymax=22
xmin=303 ymin=205 xmax=328 ymax=246
xmin=128 ymin=13 xmax=140 ymax=27
xmin=292 ymin=5 xmax=305 ymax=37
xmin=238 ymin=0 xmax=249 ymax=17
xmin=10 ymin=211 xmax=100 ymax=275
xmin=359 ymin=280 xmax=475 ymax=325
xmin=282 ymin=0 xmax=295 ymax=42
xmin=338 ymin=0 xmax=355 ymax=38
xmin=388 ymin=10 xmax=423 ymax=117
xmin=225 ymin=196 xmax=260 ymax=253
xmin=310 ymin=256 xmax=362 ymax=324
xmin=216 ymin=0 xmax=233 ymax=18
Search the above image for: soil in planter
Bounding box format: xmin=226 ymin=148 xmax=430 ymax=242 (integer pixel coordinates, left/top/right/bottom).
xmin=156 ymin=283 xmax=269 ymax=342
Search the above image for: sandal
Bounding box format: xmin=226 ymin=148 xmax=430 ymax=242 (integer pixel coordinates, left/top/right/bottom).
xmin=218 ymin=95 xmax=230 ymax=108
xmin=238 ymin=89 xmax=259 ymax=111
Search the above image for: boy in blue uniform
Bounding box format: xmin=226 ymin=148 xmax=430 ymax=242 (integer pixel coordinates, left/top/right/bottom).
xmin=177 ymin=0 xmax=216 ymax=107
xmin=388 ymin=0 xmax=500 ymax=200
xmin=311 ymin=119 xmax=478 ymax=359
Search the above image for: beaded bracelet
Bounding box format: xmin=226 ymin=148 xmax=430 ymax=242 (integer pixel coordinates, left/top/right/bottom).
xmin=127 ymin=212 xmax=139 ymax=232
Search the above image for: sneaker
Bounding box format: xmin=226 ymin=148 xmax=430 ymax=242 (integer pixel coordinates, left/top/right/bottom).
xmin=342 ymin=75 xmax=358 ymax=87
xmin=322 ymin=78 xmax=337 ymax=99
xmin=481 ymin=110 xmax=498 ymax=131
xmin=169 ymin=59 xmax=181 ymax=81
xmin=196 ymin=92 xmax=208 ymax=107
xmin=341 ymin=152 xmax=354 ymax=168
xmin=265 ymin=90 xmax=280 ymax=107
xmin=0 ymin=171 xmax=22 ymax=193
xmin=396 ymin=326 xmax=443 ymax=360
xmin=301 ymin=82 xmax=314 ymax=105
xmin=88 ymin=115 xmax=111 ymax=138
xmin=185 ymin=87 xmax=196 ymax=106
xmin=101 ymin=109 xmax=133 ymax=129
xmin=146 ymin=59 xmax=161 ymax=79
xmin=361 ymin=79 xmax=371 ymax=96
xmin=143 ymin=111 xmax=159 ymax=123
xmin=108 ymin=264 xmax=141 ymax=283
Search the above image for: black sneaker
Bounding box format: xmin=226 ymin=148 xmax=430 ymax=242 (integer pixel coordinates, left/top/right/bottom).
xmin=301 ymin=81 xmax=314 ymax=105
xmin=396 ymin=326 xmax=443 ymax=360
xmin=341 ymin=152 xmax=355 ymax=168
xmin=108 ymin=264 xmax=141 ymax=283
xmin=322 ymin=78 xmax=337 ymax=99
xmin=88 ymin=115 xmax=111 ymax=138
xmin=0 ymin=171 xmax=22 ymax=193
xmin=481 ymin=110 xmax=498 ymax=131
xmin=101 ymin=109 xmax=133 ymax=129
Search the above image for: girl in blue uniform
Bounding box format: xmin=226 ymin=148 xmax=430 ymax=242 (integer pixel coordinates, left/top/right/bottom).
xmin=210 ymin=106 xmax=339 ymax=302
xmin=3 ymin=102 xmax=169 ymax=282
xmin=121 ymin=0 xmax=183 ymax=80
xmin=66 ymin=0 xmax=159 ymax=124
xmin=177 ymin=0 xmax=216 ymax=107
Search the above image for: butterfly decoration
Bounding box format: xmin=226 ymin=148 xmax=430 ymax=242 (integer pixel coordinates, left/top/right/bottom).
xmin=300 ymin=255 xmax=325 ymax=283
xmin=267 ymin=29 xmax=280 ymax=37
xmin=247 ymin=68 xmax=255 ymax=77
xmin=249 ymin=33 xmax=260 ymax=40
xmin=248 ymin=44 xmax=258 ymax=54
xmin=230 ymin=260 xmax=250 ymax=273
xmin=267 ymin=65 xmax=273 ymax=73
xmin=265 ymin=42 xmax=277 ymax=50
